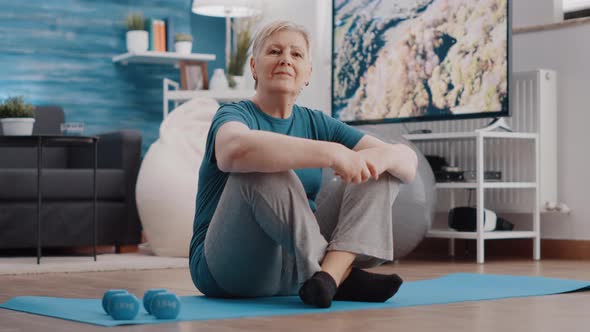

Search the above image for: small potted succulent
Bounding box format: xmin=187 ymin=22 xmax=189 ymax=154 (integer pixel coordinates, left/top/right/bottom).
xmin=126 ymin=13 xmax=148 ymax=52
xmin=0 ymin=96 xmax=36 ymax=136
xmin=174 ymin=33 xmax=193 ymax=54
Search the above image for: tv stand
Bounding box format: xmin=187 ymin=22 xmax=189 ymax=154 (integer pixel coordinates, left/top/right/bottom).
xmin=475 ymin=117 xmax=512 ymax=132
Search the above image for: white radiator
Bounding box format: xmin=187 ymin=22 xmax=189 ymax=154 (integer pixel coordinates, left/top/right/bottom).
xmin=399 ymin=69 xmax=558 ymax=213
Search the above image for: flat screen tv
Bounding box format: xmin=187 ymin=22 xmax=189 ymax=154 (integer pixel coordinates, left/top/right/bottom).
xmin=332 ymin=0 xmax=511 ymax=125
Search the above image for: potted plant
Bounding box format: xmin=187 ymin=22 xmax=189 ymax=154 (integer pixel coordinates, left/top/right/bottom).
xmin=126 ymin=13 xmax=148 ymax=53
xmin=0 ymin=96 xmax=36 ymax=136
xmin=228 ymin=18 xmax=257 ymax=89
xmin=174 ymin=33 xmax=193 ymax=54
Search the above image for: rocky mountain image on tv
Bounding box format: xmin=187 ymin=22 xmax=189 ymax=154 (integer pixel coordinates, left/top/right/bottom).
xmin=332 ymin=0 xmax=508 ymax=122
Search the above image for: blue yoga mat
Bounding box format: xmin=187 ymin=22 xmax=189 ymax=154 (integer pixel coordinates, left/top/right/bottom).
xmin=1 ymin=273 xmax=589 ymax=327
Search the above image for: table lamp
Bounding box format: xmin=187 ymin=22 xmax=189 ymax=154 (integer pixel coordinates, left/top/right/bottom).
xmin=192 ymin=0 xmax=262 ymax=71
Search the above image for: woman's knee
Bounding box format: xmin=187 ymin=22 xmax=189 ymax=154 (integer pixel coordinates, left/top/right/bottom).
xmin=342 ymin=172 xmax=401 ymax=204
xmin=228 ymin=171 xmax=302 ymax=192
xmin=358 ymin=172 xmax=401 ymax=191
xmin=377 ymin=172 xmax=401 ymax=187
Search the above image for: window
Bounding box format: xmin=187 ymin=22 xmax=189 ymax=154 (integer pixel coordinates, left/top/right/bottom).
xmin=563 ymin=0 xmax=590 ymax=19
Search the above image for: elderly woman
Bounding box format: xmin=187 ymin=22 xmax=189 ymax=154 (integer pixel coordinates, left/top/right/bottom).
xmin=189 ymin=20 xmax=417 ymax=308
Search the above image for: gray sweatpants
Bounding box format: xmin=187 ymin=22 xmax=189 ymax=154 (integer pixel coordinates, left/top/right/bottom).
xmin=204 ymin=170 xmax=400 ymax=297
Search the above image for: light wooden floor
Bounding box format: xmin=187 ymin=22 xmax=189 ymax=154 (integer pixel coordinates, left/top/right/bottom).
xmin=1 ymin=257 xmax=590 ymax=332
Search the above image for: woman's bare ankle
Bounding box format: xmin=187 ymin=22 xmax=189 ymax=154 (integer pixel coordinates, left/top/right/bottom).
xmin=320 ymin=251 xmax=355 ymax=286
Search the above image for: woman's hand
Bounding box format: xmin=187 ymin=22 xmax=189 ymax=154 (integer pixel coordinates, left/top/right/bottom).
xmin=330 ymin=144 xmax=372 ymax=184
xmin=358 ymin=144 xmax=418 ymax=183
xmin=357 ymin=147 xmax=390 ymax=180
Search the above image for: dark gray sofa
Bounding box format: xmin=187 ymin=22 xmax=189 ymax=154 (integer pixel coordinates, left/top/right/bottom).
xmin=0 ymin=106 xmax=142 ymax=250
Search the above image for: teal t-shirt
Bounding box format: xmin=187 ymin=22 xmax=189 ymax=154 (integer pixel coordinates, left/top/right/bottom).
xmin=189 ymin=100 xmax=364 ymax=292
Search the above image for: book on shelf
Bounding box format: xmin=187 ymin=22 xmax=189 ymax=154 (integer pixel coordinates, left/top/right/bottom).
xmin=146 ymin=18 xmax=154 ymax=51
xmin=145 ymin=18 xmax=167 ymax=52
xmin=155 ymin=20 xmax=161 ymax=51
xmin=157 ymin=19 xmax=165 ymax=52
xmin=165 ymin=17 xmax=174 ymax=53
xmin=144 ymin=17 xmax=178 ymax=52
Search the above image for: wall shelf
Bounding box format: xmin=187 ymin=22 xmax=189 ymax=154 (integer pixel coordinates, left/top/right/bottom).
xmin=166 ymin=89 xmax=255 ymax=103
xmin=426 ymin=230 xmax=537 ymax=240
xmin=112 ymin=51 xmax=216 ymax=65
xmin=404 ymin=131 xmax=538 ymax=141
xmin=162 ymin=78 xmax=254 ymax=119
xmin=435 ymin=182 xmax=538 ymax=189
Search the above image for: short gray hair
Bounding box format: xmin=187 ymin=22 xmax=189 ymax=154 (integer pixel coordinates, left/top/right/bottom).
xmin=251 ymin=20 xmax=311 ymax=60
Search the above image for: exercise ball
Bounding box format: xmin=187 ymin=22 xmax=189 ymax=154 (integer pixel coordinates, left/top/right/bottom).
xmin=135 ymin=98 xmax=219 ymax=257
xmin=320 ymin=131 xmax=436 ymax=259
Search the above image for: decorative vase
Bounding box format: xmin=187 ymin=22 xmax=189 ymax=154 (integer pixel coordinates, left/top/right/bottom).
xmin=175 ymin=41 xmax=192 ymax=54
xmin=0 ymin=118 xmax=35 ymax=136
xmin=126 ymin=30 xmax=148 ymax=53
xmin=231 ymin=75 xmax=245 ymax=90
xmin=210 ymin=68 xmax=229 ymax=90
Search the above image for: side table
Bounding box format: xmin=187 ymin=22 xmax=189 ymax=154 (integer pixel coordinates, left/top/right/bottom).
xmin=0 ymin=135 xmax=99 ymax=264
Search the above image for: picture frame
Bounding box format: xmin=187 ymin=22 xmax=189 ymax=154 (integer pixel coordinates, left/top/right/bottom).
xmin=180 ymin=61 xmax=209 ymax=90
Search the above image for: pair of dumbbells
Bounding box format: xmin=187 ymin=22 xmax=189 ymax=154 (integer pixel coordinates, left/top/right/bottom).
xmin=102 ymin=289 xmax=181 ymax=320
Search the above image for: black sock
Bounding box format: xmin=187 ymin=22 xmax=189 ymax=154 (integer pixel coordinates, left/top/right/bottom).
xmin=333 ymin=268 xmax=403 ymax=302
xmin=298 ymin=271 xmax=337 ymax=308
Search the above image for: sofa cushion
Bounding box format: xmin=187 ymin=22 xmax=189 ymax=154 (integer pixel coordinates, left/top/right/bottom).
xmin=0 ymin=147 xmax=68 ymax=168
xmin=0 ymin=201 xmax=130 ymax=248
xmin=0 ymin=169 xmax=125 ymax=200
xmin=32 ymin=106 xmax=64 ymax=135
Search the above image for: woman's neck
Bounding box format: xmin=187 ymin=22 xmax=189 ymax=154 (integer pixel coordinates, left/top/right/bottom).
xmin=252 ymin=90 xmax=296 ymax=119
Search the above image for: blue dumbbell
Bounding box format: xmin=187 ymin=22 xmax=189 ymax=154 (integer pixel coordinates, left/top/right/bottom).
xmin=150 ymin=292 xmax=181 ymax=319
xmin=102 ymin=289 xmax=128 ymax=314
xmin=143 ymin=288 xmax=168 ymax=314
xmin=108 ymin=293 xmax=140 ymax=320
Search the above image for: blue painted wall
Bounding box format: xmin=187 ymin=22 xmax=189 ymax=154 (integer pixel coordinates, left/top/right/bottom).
xmin=0 ymin=0 xmax=225 ymax=154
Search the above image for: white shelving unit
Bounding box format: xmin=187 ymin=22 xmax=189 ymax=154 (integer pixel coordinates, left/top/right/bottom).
xmin=112 ymin=51 xmax=216 ymax=65
xmin=163 ymin=78 xmax=255 ymax=119
xmin=404 ymin=131 xmax=541 ymax=263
